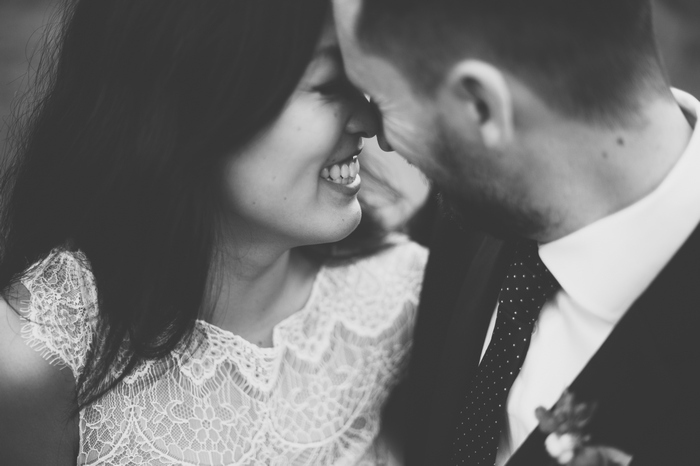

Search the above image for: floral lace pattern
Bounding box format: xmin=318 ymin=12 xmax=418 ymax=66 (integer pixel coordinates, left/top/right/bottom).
xmin=19 ymin=238 xmax=427 ymax=465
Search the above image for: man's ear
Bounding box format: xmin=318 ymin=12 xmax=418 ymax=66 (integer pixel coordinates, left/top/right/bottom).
xmin=439 ymin=60 xmax=514 ymax=148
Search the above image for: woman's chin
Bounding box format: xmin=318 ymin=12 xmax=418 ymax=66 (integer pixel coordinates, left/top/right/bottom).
xmin=303 ymin=208 xmax=362 ymax=246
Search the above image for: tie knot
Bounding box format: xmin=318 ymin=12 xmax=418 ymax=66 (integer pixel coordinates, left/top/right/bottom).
xmin=498 ymin=240 xmax=560 ymax=325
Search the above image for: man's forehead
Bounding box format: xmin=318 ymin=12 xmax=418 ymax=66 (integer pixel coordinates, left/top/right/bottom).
xmin=332 ymin=0 xmax=363 ymax=39
xmin=331 ymin=0 xmax=414 ymax=99
xmin=331 ymin=0 xmax=366 ymax=79
xmin=333 ymin=0 xmax=377 ymax=73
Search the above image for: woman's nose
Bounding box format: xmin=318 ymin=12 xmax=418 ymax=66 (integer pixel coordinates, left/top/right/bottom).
xmin=346 ymin=91 xmax=379 ymax=139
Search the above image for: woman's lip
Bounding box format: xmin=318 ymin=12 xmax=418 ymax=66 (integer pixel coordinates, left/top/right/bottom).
xmin=323 ymin=141 xmax=364 ymax=168
xmin=323 ymin=151 xmax=361 ymax=169
xmin=321 ymin=174 xmax=361 ymax=196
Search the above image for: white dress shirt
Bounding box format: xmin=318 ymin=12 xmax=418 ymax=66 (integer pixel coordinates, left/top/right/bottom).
xmin=487 ymin=89 xmax=700 ymax=465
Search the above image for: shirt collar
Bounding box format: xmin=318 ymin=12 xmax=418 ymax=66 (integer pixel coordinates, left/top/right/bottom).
xmin=538 ymin=89 xmax=700 ymax=322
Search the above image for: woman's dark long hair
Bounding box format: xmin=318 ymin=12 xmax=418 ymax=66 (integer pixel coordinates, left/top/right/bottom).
xmin=0 ymin=0 xmax=364 ymax=411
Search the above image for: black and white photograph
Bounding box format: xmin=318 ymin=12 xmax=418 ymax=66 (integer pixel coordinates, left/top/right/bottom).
xmin=1 ymin=1 xmax=699 ymax=465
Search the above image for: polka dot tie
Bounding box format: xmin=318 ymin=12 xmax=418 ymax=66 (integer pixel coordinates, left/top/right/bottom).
xmin=449 ymin=240 xmax=560 ymax=465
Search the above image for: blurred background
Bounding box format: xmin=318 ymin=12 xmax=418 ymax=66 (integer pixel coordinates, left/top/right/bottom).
xmin=1 ymin=0 xmax=698 ymax=227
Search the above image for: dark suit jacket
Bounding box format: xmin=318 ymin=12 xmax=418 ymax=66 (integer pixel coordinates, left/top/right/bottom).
xmin=390 ymin=200 xmax=700 ymax=466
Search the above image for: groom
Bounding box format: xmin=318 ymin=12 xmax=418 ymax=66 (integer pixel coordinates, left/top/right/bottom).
xmin=334 ymin=1 xmax=700 ymax=465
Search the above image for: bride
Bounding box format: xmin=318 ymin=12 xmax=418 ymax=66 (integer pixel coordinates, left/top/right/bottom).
xmin=0 ymin=1 xmax=426 ymax=464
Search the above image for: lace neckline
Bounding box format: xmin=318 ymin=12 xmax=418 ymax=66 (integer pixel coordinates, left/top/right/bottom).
xmin=18 ymin=239 xmax=427 ymax=465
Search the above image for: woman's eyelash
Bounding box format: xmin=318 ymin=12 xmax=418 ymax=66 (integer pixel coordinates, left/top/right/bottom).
xmin=315 ymin=78 xmax=355 ymax=96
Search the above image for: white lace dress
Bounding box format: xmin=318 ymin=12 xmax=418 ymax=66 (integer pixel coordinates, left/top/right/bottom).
xmin=18 ymin=238 xmax=427 ymax=466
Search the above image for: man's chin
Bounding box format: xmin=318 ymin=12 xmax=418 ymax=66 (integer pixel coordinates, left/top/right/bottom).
xmin=436 ymin=191 xmax=533 ymax=241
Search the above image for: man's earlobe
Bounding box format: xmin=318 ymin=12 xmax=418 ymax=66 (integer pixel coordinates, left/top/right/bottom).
xmin=444 ymin=60 xmax=514 ymax=148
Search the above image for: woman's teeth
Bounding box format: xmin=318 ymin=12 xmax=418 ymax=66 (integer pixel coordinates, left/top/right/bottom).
xmin=321 ymin=156 xmax=360 ymax=185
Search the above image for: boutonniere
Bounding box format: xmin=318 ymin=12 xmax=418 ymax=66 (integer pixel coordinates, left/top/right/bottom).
xmin=535 ymin=390 xmax=633 ymax=466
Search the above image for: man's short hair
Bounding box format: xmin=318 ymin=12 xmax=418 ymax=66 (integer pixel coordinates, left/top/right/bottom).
xmin=357 ymin=0 xmax=666 ymax=122
xmin=660 ymin=0 xmax=700 ymax=17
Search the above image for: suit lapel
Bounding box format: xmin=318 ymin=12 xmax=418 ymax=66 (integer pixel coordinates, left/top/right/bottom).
xmin=424 ymin=233 xmax=515 ymax=464
xmin=508 ymin=222 xmax=700 ymax=465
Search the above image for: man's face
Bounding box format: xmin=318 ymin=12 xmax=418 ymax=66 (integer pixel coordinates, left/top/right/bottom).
xmin=333 ymin=0 xmax=547 ymax=238
xmin=332 ymin=0 xmax=451 ymax=184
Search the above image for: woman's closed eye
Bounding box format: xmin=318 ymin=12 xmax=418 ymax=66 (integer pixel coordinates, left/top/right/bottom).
xmin=314 ymin=77 xmax=358 ymax=99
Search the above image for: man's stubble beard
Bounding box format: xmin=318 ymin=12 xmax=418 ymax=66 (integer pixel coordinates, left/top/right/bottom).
xmin=429 ymin=117 xmax=549 ymax=240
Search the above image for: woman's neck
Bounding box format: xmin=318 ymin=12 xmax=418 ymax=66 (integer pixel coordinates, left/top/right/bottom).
xmin=209 ymin=242 xmax=319 ymax=347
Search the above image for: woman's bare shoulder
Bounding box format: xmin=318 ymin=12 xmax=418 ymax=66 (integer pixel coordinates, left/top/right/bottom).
xmin=0 ymin=297 xmax=79 ymax=464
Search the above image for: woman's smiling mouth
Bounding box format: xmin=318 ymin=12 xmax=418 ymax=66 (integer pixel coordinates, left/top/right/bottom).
xmin=321 ymin=155 xmax=360 ymax=185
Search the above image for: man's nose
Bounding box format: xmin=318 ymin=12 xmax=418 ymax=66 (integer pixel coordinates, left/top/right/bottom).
xmin=370 ymin=99 xmax=394 ymax=152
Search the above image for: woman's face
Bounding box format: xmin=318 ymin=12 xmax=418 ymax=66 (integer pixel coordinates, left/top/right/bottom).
xmin=223 ymin=18 xmax=379 ymax=250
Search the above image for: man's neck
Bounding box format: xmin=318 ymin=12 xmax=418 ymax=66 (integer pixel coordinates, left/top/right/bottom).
xmin=535 ymin=93 xmax=694 ymax=243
